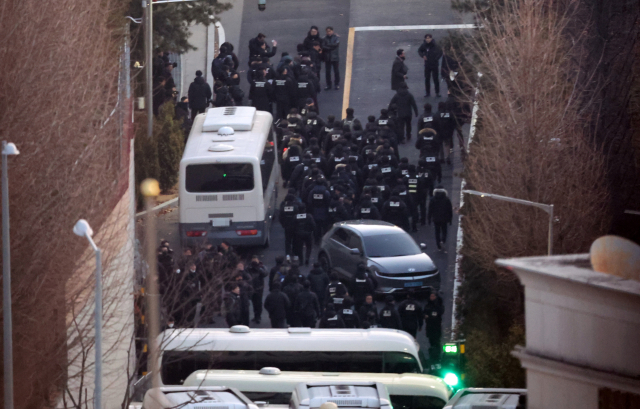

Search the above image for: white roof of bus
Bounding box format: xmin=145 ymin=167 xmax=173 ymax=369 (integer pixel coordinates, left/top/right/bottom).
xmin=158 ymin=328 xmax=420 ymax=356
xmin=181 ymin=108 xmax=273 ymax=162
xmin=183 ymin=370 xmax=451 ymax=403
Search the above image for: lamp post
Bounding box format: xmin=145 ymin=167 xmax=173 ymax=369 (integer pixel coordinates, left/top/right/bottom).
xmin=72 ymin=219 xmax=102 ymax=409
xmin=2 ymin=141 xmax=19 ymax=409
xmin=141 ymin=179 xmax=161 ymax=389
xmin=462 ymin=190 xmax=554 ymax=255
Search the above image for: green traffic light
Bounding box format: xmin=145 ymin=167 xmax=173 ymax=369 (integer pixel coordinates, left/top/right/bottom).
xmin=223 ymin=174 xmax=227 ymax=177
xmin=444 ymin=345 xmax=458 ymax=353
xmin=443 ymin=372 xmax=459 ymax=387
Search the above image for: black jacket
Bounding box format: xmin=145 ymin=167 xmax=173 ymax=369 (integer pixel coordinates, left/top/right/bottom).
xmin=264 ymin=289 xmax=291 ymax=321
xmin=359 ymin=303 xmax=379 ymax=326
xmin=307 ymin=268 xmax=330 ymax=302
xmin=223 ymin=292 xmax=242 ymax=326
xmin=379 ymin=303 xmax=403 ymax=330
xmin=381 ymin=196 xmax=411 ymax=232
xmin=303 ymin=31 xmax=322 ymax=50
xmin=247 ymin=263 xmax=268 ymax=292
xmin=319 ymin=310 xmax=345 ymax=328
xmin=339 ymin=307 xmax=361 ymax=328
xmin=250 ymin=78 xmax=273 ymax=112
xmin=428 ymin=188 xmax=453 ymax=224
xmin=389 ymin=88 xmax=418 ymax=118
xmin=322 ymin=34 xmax=340 ymax=62
xmin=324 ymin=280 xmax=349 ymax=307
xmin=398 ymin=297 xmax=424 ymax=330
xmin=188 ymin=76 xmax=212 ymax=111
xmin=391 ymin=56 xmax=408 ymax=90
xmin=424 ymin=296 xmax=444 ymax=336
xmin=417 ymin=40 xmax=443 ymax=68
xmin=294 ymin=289 xmax=321 ymax=320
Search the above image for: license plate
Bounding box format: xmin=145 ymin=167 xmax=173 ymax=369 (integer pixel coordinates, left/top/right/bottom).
xmin=404 ymin=281 xmax=422 ymax=288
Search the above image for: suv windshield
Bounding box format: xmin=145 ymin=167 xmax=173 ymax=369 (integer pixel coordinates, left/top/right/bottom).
xmin=363 ymin=233 xmax=421 ymax=257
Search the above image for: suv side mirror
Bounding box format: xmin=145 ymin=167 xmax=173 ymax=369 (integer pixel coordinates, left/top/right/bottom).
xmin=420 ymin=243 xmax=427 ymax=250
xmin=350 ymin=248 xmax=361 ymax=256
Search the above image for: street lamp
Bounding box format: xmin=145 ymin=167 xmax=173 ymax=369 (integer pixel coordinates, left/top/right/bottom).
xmin=462 ymin=189 xmax=554 ymax=255
xmin=72 ymin=219 xmax=103 ymax=409
xmin=2 ymin=141 xmax=19 ymax=409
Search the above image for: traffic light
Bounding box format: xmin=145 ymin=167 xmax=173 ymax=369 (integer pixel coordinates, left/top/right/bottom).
xmin=439 ymin=341 xmax=466 ymax=391
xmin=258 ymin=0 xmax=266 ymax=11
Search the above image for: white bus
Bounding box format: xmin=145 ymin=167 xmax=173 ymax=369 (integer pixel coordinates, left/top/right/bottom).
xmin=179 ymin=106 xmax=279 ymax=247
xmin=158 ymin=327 xmax=425 ymax=386
xmin=183 ymin=369 xmax=452 ymax=409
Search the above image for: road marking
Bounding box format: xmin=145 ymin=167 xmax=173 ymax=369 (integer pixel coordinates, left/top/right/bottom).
xmin=342 ymin=24 xmax=476 ymax=114
xmin=354 ymin=24 xmax=477 ymax=32
xmin=341 ymin=27 xmax=356 ymax=119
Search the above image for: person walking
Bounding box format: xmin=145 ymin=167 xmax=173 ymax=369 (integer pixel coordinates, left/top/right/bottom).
xmin=292 ymin=203 xmax=316 ymax=265
xmin=424 ymin=291 xmax=445 ymax=362
xmin=187 ymin=70 xmax=212 ymax=120
xmin=279 ymin=194 xmax=300 ymax=255
xmin=391 ymin=49 xmax=408 ymax=91
xmin=379 ymin=295 xmax=402 ymax=330
xmin=264 ymin=282 xmax=291 ymax=328
xmin=322 ymin=26 xmax=340 ymax=90
xmin=324 ymin=272 xmax=349 ymax=308
xmin=247 ymin=255 xmax=268 ymax=324
xmin=358 ymin=294 xmax=379 ymax=327
xmin=351 ymin=264 xmax=375 ymax=310
xmin=397 ymin=291 xmax=423 ymax=338
xmin=339 ymin=297 xmax=361 ymax=329
xmin=319 ymin=303 xmax=345 ymax=328
xmin=417 ymin=34 xmax=443 ymax=98
xmin=223 ymin=282 xmax=242 ymax=327
xmin=427 ymin=185 xmax=453 ymax=251
xmin=294 ymin=280 xmax=321 ymax=327
xmin=388 ymin=83 xmax=418 ymax=143
xmin=307 ymin=262 xmax=330 ymax=305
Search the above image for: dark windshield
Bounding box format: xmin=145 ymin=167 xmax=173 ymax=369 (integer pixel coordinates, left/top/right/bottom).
xmin=364 ymin=233 xmax=421 ymax=257
xmin=186 ymin=163 xmax=254 ymax=193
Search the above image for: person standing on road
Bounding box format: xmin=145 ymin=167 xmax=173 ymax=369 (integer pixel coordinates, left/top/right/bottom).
xmin=324 ymin=272 xmax=349 ymax=308
xmin=351 ymin=264 xmax=375 ymax=310
xmin=339 ymin=297 xmax=361 ymax=329
xmin=282 ymin=270 xmax=304 ymax=326
xmin=294 ymin=280 xmax=321 ymax=327
xmin=249 ymin=68 xmax=273 ymax=113
xmin=379 ymin=295 xmax=403 ymax=330
xmin=417 ymin=34 xmax=443 ymax=98
xmin=307 ymin=262 xmax=330 ymax=305
xmin=234 ymin=272 xmax=253 ymax=326
xmin=292 ymin=203 xmax=316 ymax=265
xmin=391 ymin=49 xmax=408 ymax=91
xmin=388 ymin=83 xmax=418 ymax=143
xmin=307 ymin=177 xmax=331 ymax=244
xmin=247 ymin=255 xmax=268 ymax=324
xmin=322 ymin=26 xmax=340 ymax=90
xmin=279 ymin=193 xmax=300 ymax=256
xmin=274 ymin=66 xmax=297 ymax=120
xmin=187 ymin=70 xmax=212 ymax=120
xmin=424 ymin=291 xmax=445 ymax=361
xmin=358 ymin=294 xmax=379 ymax=327
xmin=264 ymin=282 xmax=291 ymax=328
xmin=223 ymin=282 xmax=242 ymax=327
xmin=319 ymin=303 xmax=345 ymax=328
xmin=397 ymin=291 xmax=423 ymax=338
xmin=428 ymin=185 xmax=453 ymax=251
xmin=269 ymin=255 xmax=286 ymax=291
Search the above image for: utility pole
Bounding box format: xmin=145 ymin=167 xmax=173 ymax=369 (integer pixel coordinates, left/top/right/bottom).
xmin=144 ymin=0 xmax=153 ymax=138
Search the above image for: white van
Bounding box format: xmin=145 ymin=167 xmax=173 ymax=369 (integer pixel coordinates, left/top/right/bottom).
xmin=290 ymin=382 xmax=392 ymax=409
xmin=158 ymin=326 xmax=424 ymax=385
xmin=179 ymin=106 xmax=279 ymax=247
xmin=183 ymin=368 xmax=452 ymax=409
xmin=143 ymin=386 xmax=259 ymax=409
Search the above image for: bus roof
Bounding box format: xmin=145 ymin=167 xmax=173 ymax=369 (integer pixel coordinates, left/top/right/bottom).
xmin=181 ymin=107 xmax=273 ymax=163
xmin=183 ymin=370 xmax=451 ymax=403
xmin=158 ymin=327 xmax=420 ymax=356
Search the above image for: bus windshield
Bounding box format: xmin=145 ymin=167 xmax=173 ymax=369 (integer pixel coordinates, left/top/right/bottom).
xmin=186 ymin=163 xmax=254 ymax=193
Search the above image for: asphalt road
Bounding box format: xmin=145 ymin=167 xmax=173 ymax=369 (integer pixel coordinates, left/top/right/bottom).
xmin=154 ymin=0 xmax=470 ymax=354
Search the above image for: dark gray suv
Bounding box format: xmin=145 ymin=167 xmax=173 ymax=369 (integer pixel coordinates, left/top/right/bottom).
xmin=318 ymin=220 xmax=440 ymax=294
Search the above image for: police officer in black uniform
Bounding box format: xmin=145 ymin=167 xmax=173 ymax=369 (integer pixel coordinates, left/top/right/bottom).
xmin=324 ymin=272 xmax=349 ymax=308
xmin=292 ymin=203 xmax=316 ymax=265
xmin=279 ymin=194 xmax=299 ymax=255
xmin=339 ymin=297 xmax=361 ymax=328
xmin=379 ymin=295 xmax=403 ymax=330
xmin=381 ymin=194 xmax=411 ymax=232
xmin=397 ymin=291 xmax=423 ymax=338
